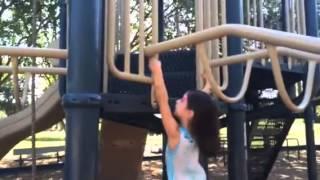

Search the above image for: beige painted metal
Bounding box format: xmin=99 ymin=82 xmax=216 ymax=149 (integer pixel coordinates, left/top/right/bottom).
xmin=198 ymin=44 xmax=254 ymax=103
xmin=21 ymin=73 xmax=31 ymax=105
xmin=0 ymin=47 xmax=67 ymax=59
xmin=247 ymin=0 xmax=251 ymax=25
xmin=0 ymin=66 xmax=67 ymax=75
xmin=210 ymin=47 xmax=320 ymax=67
xmin=124 ymin=0 xmax=131 ymax=73
xmin=258 ymin=0 xmax=266 ymax=66
xmin=268 ymin=45 xmax=316 ymax=113
xmin=0 ymin=46 xmax=67 ymax=75
xmin=299 ymin=0 xmax=306 ymax=35
xmin=11 ymin=57 xmax=21 ymax=110
xmin=296 ymin=0 xmax=302 ymax=34
xmin=220 ymin=0 xmax=229 ymax=91
xmin=195 ymin=0 xmax=204 ymax=89
xmin=104 ymin=4 xmax=320 ymax=112
xmin=106 ymin=0 xmax=152 ymax=84
xmin=144 ymin=24 xmax=320 ymax=56
xmin=253 ymin=0 xmax=257 ymax=27
xmin=138 ymin=0 xmax=145 ymax=75
xmin=285 ymin=0 xmax=293 ymax=69
xmin=152 ymin=0 xmax=159 ymax=59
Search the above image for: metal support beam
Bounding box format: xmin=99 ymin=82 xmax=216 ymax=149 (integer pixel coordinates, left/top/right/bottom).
xmin=63 ymin=0 xmax=103 ymax=179
xmin=226 ymin=0 xmax=248 ymax=180
xmin=304 ymin=0 xmax=318 ymax=179
xmin=58 ymin=0 xmax=67 ymax=96
xmin=304 ymin=105 xmax=318 ymax=180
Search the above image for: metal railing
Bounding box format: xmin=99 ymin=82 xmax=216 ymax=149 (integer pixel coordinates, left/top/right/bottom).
xmin=0 ymin=47 xmax=67 ymax=75
xmin=244 ymin=0 xmax=307 ymax=69
xmin=106 ymin=0 xmax=157 ymax=84
xmin=143 ymin=24 xmax=320 ymax=113
xmin=196 ymin=0 xmax=228 ymax=90
xmin=0 ymin=47 xmax=68 ymax=108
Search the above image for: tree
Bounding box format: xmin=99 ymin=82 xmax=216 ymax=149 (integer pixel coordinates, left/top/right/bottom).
xmin=0 ymin=0 xmax=59 ymax=115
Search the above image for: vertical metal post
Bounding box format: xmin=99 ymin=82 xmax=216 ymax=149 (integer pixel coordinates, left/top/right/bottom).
xmin=304 ymin=105 xmax=317 ymax=180
xmin=304 ymin=1 xmax=318 ymax=179
xmin=158 ymin=0 xmax=164 ymax=42
xmin=226 ymin=0 xmax=248 ymax=180
xmin=63 ymin=0 xmax=103 ymax=179
xmin=59 ymin=0 xmax=67 ymax=96
xmin=157 ymin=1 xmax=168 ymax=180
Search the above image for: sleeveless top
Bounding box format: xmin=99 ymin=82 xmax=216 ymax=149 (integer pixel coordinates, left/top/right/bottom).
xmin=165 ymin=127 xmax=206 ymax=180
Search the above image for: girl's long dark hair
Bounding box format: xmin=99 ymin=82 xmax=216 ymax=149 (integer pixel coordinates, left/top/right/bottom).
xmin=187 ymin=90 xmax=220 ymax=156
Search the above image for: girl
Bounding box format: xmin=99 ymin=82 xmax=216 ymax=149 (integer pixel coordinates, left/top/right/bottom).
xmin=149 ymin=58 xmax=220 ymax=180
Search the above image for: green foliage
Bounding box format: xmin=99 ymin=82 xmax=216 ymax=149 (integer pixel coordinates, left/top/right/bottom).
xmin=0 ymin=0 xmax=59 ymax=116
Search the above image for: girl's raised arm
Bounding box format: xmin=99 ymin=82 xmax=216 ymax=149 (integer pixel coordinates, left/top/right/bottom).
xmin=149 ymin=59 xmax=180 ymax=149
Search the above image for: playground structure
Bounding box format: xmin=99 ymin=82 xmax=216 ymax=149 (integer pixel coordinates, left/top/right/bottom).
xmin=0 ymin=0 xmax=319 ymax=180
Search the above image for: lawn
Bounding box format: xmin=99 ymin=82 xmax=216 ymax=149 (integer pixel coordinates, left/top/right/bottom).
xmin=2 ymin=119 xmax=320 ymax=160
xmin=2 ymin=130 xmax=65 ymax=160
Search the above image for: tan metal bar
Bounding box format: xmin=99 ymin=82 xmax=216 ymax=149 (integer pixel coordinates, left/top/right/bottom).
xmin=11 ymin=57 xmax=21 ymax=110
xmin=210 ymin=47 xmax=320 ymax=67
xmin=246 ymin=0 xmax=251 ymax=25
xmin=205 ymin=0 xmax=212 ymax=59
xmin=285 ymin=0 xmax=293 ymax=69
xmin=220 ymin=0 xmax=229 ymax=91
xmin=138 ymin=0 xmax=145 ymax=75
xmin=211 ymin=0 xmax=220 ymax=87
xmin=258 ymin=0 xmax=266 ymax=66
xmin=253 ymin=0 xmax=257 ymax=27
xmin=195 ymin=0 xmax=204 ymax=89
xmin=0 ymin=47 xmax=67 ymax=59
xmin=300 ymin=0 xmax=306 ymax=35
xmin=296 ymin=0 xmax=302 ymax=34
xmin=268 ymin=45 xmax=316 ymax=113
xmin=21 ymin=73 xmax=30 ymax=105
xmin=152 ymin=0 xmax=159 ymax=59
xmin=0 ymin=66 xmax=67 ymax=75
xmin=124 ymin=0 xmax=131 ymax=73
xmin=198 ymin=44 xmax=254 ymax=103
xmin=144 ymin=24 xmax=320 ymax=56
xmin=107 ymin=0 xmax=151 ymax=84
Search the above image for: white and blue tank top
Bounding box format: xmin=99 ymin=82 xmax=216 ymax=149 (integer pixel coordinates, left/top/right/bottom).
xmin=165 ymin=127 xmax=206 ymax=180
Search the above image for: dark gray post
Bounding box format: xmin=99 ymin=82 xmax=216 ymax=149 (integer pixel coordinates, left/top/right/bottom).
xmin=304 ymin=0 xmax=318 ymax=179
xmin=63 ymin=0 xmax=103 ymax=179
xmin=226 ymin=0 xmax=248 ymax=180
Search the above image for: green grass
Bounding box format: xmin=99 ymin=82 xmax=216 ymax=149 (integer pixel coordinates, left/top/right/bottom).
xmin=286 ymin=119 xmax=320 ymax=146
xmin=3 ymin=130 xmax=65 ymax=160
xmin=2 ymin=119 xmax=320 ymax=160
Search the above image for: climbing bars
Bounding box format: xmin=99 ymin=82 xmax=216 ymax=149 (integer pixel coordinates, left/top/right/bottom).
xmin=143 ymin=24 xmax=320 ymax=113
xmin=104 ymin=1 xmax=320 ymax=113
xmin=106 ymin=0 xmax=153 ymax=84
xmin=197 ymin=0 xmax=229 ymax=90
xmin=0 ymin=46 xmax=67 ymax=110
xmin=0 ymin=47 xmax=67 ymax=74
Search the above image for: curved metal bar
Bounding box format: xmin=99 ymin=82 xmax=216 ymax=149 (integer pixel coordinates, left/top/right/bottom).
xmin=209 ymin=47 xmax=320 ymax=67
xmin=198 ymin=44 xmax=254 ymax=103
xmin=106 ymin=0 xmax=152 ymax=84
xmin=267 ymin=45 xmax=316 ymax=113
xmin=144 ymin=24 xmax=320 ymax=56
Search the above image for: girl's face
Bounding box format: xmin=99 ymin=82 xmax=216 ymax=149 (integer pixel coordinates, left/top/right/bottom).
xmin=174 ymin=93 xmax=194 ymax=128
